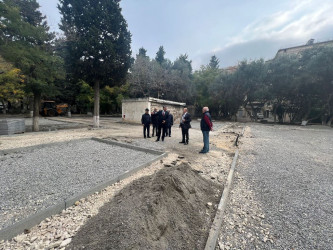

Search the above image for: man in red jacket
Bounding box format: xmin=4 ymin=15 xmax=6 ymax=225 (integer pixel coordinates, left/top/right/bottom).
xmin=200 ymin=106 xmax=213 ymax=153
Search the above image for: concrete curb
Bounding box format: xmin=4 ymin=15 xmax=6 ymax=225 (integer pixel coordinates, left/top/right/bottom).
xmin=0 ymin=137 xmax=164 ymax=156
xmin=0 ymin=138 xmax=166 ymax=241
xmin=44 ymin=117 xmax=91 ymax=126
xmin=205 ymin=149 xmax=239 ymax=250
xmin=0 ymin=138 xmax=89 ymax=156
xmin=204 ymin=125 xmax=245 ymax=249
xmin=91 ymin=137 xmax=164 ymax=156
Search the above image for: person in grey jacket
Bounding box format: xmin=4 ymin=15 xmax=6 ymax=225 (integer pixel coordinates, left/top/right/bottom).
xmin=179 ymin=108 xmax=191 ymax=145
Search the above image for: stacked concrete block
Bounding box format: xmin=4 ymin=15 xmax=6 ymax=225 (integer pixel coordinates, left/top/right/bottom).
xmin=0 ymin=119 xmax=25 ymax=135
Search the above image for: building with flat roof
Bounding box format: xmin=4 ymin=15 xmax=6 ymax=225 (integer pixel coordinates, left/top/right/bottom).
xmin=275 ymin=39 xmax=333 ymax=57
xmin=122 ymin=97 xmax=186 ymax=124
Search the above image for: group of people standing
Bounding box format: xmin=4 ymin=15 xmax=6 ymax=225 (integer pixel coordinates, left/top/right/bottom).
xmin=141 ymin=106 xmax=173 ymax=141
xmin=141 ymin=106 xmax=213 ymax=153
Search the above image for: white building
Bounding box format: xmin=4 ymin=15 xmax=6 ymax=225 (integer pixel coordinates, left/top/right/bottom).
xmin=122 ymin=97 xmax=186 ymax=124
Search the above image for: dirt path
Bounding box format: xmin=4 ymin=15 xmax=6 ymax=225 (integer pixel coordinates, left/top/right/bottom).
xmin=0 ymin=118 xmax=242 ymax=249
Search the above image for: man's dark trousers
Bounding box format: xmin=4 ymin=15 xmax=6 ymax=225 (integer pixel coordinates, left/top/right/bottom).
xmin=166 ymin=126 xmax=172 ymax=137
xmin=143 ymin=125 xmax=150 ymax=138
xmin=152 ymin=124 xmax=157 ymax=137
xmin=182 ymin=127 xmax=189 ymax=143
xmin=157 ymin=124 xmax=166 ymax=141
xmin=151 ymin=112 xmax=158 ymax=136
xmin=156 ymin=110 xmax=169 ymax=141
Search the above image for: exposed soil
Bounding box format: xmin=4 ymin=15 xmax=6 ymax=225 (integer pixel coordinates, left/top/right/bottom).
xmin=67 ymin=163 xmax=222 ymax=250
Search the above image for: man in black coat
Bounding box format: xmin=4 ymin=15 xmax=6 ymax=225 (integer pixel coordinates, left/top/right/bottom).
xmin=179 ymin=107 xmax=191 ymax=145
xmin=141 ymin=108 xmax=151 ymax=138
xmin=156 ymin=106 xmax=169 ymax=142
xmin=151 ymin=108 xmax=158 ymax=137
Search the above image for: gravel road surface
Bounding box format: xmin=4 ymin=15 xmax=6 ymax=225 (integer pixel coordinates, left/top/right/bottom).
xmin=218 ymin=124 xmax=333 ymax=249
xmin=0 ymin=139 xmax=156 ymax=230
xmin=24 ymin=118 xmax=67 ymax=126
xmin=24 ymin=118 xmax=83 ymax=132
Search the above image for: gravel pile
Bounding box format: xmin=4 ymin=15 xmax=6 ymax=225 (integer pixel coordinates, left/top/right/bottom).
xmin=0 ymin=139 xmax=157 ymax=230
xmin=218 ymin=124 xmax=333 ymax=249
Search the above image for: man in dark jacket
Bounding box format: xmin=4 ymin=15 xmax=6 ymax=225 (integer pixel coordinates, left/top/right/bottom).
xmin=200 ymin=106 xmax=213 ymax=153
xmin=141 ymin=108 xmax=151 ymax=138
xmin=156 ymin=106 xmax=169 ymax=142
xmin=151 ymin=108 xmax=158 ymax=137
xmin=179 ymin=107 xmax=191 ymax=145
xmin=166 ymin=112 xmax=174 ymax=137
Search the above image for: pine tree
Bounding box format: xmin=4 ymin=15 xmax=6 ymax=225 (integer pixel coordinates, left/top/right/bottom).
xmin=155 ymin=46 xmax=166 ymax=64
xmin=58 ymin=0 xmax=132 ymax=127
xmin=209 ymin=55 xmax=219 ymax=69
xmin=138 ymin=47 xmax=148 ymax=58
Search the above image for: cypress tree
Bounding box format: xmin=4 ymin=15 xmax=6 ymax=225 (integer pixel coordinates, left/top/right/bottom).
xmin=58 ymin=0 xmax=132 ymax=127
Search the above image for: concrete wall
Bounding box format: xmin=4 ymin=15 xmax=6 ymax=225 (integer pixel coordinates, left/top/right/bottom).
xmin=236 ymin=107 xmax=251 ymax=122
xmin=122 ymin=98 xmax=186 ymax=124
xmin=122 ymin=98 xmax=150 ymax=123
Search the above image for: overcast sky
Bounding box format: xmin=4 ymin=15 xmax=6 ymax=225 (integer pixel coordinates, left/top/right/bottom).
xmin=39 ymin=0 xmax=333 ymax=69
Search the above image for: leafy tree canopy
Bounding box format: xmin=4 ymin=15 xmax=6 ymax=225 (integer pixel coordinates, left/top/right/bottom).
xmin=58 ymin=0 xmax=132 ymax=86
xmin=0 ymin=0 xmax=62 ymax=96
xmin=0 ymin=68 xmax=25 ymax=103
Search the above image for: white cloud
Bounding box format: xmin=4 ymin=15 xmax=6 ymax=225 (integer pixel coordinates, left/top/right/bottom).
xmin=225 ymin=0 xmax=333 ymax=48
xmin=192 ymin=0 xmax=333 ymax=69
xmin=211 ymin=47 xmax=222 ymax=53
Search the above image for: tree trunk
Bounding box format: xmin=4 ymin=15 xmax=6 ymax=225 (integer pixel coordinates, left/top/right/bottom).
xmin=327 ymin=117 xmax=332 ymax=126
xmin=321 ymin=115 xmax=327 ymax=125
xmin=1 ymin=101 xmax=6 ymax=114
xmin=93 ymin=81 xmax=100 ymax=128
xmin=33 ymin=93 xmax=41 ymax=132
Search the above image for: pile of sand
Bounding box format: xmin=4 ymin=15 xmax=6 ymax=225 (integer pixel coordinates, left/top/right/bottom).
xmin=67 ymin=163 xmax=222 ymax=249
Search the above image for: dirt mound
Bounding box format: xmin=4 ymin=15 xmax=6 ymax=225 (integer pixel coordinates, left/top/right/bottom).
xmin=67 ymin=163 xmax=222 ymax=250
